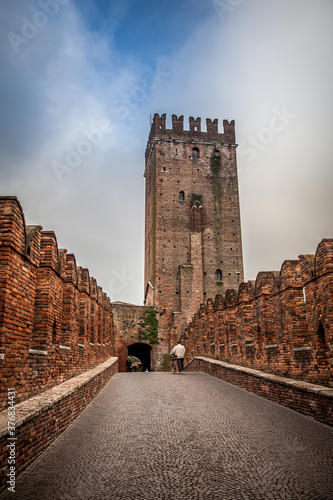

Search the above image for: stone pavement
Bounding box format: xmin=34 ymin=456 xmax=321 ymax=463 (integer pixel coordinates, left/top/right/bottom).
xmin=1 ymin=372 xmax=333 ymax=500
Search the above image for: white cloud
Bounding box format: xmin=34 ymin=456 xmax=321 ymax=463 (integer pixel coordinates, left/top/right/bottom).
xmin=0 ymin=0 xmax=332 ymax=303
xmin=142 ymin=0 xmax=333 ymax=281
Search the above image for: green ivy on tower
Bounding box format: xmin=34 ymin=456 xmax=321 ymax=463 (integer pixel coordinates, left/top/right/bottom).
xmin=139 ymin=308 xmax=159 ymax=345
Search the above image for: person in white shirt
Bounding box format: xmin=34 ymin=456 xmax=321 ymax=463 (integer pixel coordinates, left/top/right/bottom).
xmin=170 ymin=341 xmax=185 ymax=374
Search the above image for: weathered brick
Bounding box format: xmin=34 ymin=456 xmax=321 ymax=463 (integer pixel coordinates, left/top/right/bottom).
xmin=183 ymin=240 xmax=333 ymax=387
xmin=144 ymin=114 xmax=244 ymax=369
xmin=0 ymin=196 xmax=115 ymax=411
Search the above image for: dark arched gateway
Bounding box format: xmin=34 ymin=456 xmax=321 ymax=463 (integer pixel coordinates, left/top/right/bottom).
xmin=128 ymin=342 xmax=152 ymax=372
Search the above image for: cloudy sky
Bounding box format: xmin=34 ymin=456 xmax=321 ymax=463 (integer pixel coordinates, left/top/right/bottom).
xmin=1 ymin=0 xmax=332 ymax=305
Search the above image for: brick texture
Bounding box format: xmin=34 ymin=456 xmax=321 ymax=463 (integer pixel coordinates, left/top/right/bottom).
xmin=112 ymin=302 xmax=157 ymax=372
xmin=0 ymin=196 xmax=115 ymax=411
xmin=183 ymin=240 xmax=333 ymax=387
xmin=144 ymin=114 xmax=244 ymax=369
xmin=185 ymin=357 xmax=333 ymax=426
xmin=0 ymin=357 xmax=118 ymax=494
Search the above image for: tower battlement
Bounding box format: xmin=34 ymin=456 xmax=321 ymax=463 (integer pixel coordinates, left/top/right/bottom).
xmin=144 ymin=112 xmax=243 ymax=370
xmin=145 ymin=113 xmax=236 ymax=165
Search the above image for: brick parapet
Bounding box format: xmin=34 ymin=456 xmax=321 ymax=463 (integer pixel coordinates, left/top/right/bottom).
xmin=0 ymin=196 xmax=26 ymax=254
xmin=183 ymin=239 xmax=333 ymax=387
xmin=0 ymin=197 xmax=115 ymax=411
xmin=185 ymin=357 xmax=333 ymax=425
xmin=0 ymin=357 xmax=118 ymax=494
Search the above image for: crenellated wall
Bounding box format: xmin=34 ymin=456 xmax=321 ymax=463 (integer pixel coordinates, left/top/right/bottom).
xmin=183 ymin=239 xmax=333 ymax=387
xmin=0 ymin=196 xmax=115 ymax=410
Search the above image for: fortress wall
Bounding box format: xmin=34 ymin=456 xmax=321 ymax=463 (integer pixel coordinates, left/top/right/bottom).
xmin=183 ymin=239 xmax=333 ymax=387
xmin=112 ymin=302 xmax=150 ymax=371
xmin=0 ymin=357 xmax=118 ymax=494
xmin=0 ymin=197 xmax=115 ymax=411
xmin=185 ymin=357 xmax=333 ymax=425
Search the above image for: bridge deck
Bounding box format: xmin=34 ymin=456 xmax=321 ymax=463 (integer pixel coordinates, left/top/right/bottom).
xmin=1 ymin=372 xmax=332 ymax=500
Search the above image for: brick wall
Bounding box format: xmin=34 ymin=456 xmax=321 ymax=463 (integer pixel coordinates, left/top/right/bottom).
xmin=0 ymin=197 xmax=115 ymax=411
xmin=183 ymin=239 xmax=333 ymax=387
xmin=185 ymin=357 xmax=333 ymax=425
xmin=112 ymin=302 xmax=155 ymax=371
xmin=0 ymin=357 xmax=118 ymax=494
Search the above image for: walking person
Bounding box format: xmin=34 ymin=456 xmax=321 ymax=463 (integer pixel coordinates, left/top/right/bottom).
xmin=170 ymin=341 xmax=185 ymax=374
xmin=125 ymin=356 xmax=132 ymax=372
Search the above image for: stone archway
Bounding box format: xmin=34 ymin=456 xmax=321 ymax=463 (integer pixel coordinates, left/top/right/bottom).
xmin=128 ymin=343 xmax=152 ymax=372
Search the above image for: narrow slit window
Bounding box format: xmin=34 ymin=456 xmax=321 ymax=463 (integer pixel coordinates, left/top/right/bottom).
xmin=192 ymin=147 xmax=200 ymax=159
xmin=179 ymin=190 xmax=185 ymax=201
xmin=215 ymin=269 xmax=222 ymax=282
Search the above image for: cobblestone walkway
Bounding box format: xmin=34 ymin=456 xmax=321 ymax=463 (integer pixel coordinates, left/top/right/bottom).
xmin=2 ymin=372 xmax=333 ymax=500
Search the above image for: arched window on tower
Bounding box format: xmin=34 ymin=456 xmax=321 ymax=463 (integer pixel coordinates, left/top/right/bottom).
xmin=215 ymin=269 xmax=222 ymax=282
xmin=179 ymin=190 xmax=185 ymax=201
xmin=192 ymin=147 xmax=200 ymax=159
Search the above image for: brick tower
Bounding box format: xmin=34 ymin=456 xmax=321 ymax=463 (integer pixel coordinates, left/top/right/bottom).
xmin=144 ymin=113 xmax=244 ymax=370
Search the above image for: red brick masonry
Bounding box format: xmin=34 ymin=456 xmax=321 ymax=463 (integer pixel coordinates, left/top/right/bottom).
xmin=185 ymin=357 xmax=333 ymax=426
xmin=0 ymin=196 xmax=115 ymax=411
xmin=1 ymin=194 xmax=332 ymax=492
xmin=183 ymin=239 xmax=333 ymax=388
xmin=0 ymin=357 xmax=118 ymax=493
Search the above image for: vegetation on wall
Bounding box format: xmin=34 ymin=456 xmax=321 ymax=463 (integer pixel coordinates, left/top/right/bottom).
xmin=210 ymin=150 xmax=221 ymax=175
xmin=210 ymin=150 xmax=222 ymax=231
xmin=192 ymin=193 xmax=203 ymax=204
xmin=162 ymin=354 xmax=170 ymax=372
xmin=139 ymin=308 xmax=159 ymax=345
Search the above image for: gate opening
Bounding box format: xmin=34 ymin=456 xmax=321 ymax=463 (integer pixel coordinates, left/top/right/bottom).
xmin=128 ymin=342 xmax=152 ymax=372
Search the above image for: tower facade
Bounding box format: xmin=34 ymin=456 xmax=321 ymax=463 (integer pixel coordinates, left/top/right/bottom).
xmin=144 ymin=113 xmax=244 ymax=369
